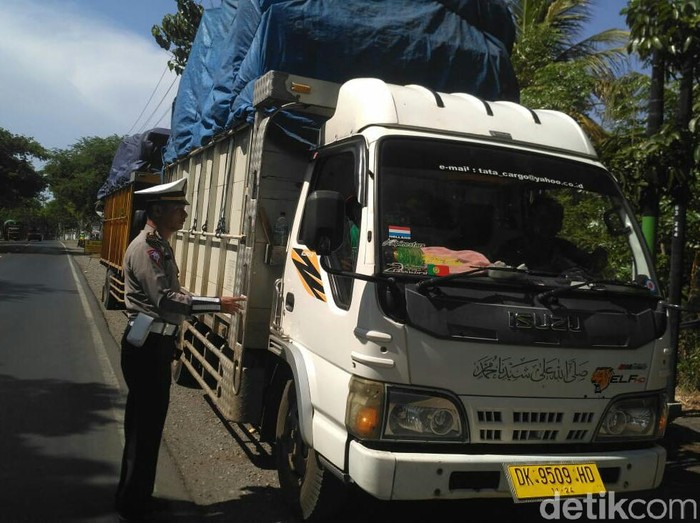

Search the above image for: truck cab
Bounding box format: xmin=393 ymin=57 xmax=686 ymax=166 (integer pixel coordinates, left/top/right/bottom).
xmin=273 ymin=77 xmax=668 ymax=512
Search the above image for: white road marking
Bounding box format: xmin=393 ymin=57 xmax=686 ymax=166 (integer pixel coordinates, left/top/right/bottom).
xmin=65 ymin=247 xmax=125 ymax=444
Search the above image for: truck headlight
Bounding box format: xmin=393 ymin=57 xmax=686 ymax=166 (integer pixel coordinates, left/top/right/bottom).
xmin=595 ymin=394 xmax=667 ymax=441
xmin=385 ymin=388 xmax=463 ymax=440
xmin=346 ymin=377 xmax=466 ymax=442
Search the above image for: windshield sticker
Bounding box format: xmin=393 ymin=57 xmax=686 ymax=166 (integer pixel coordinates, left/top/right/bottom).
xmin=637 ymin=276 xmax=656 ymax=292
xmin=428 ymin=264 xmax=450 ymax=276
xmin=388 ymin=225 xmax=411 ymax=239
xmin=382 ymin=239 xmax=490 ymax=275
xmin=473 ymin=355 xmax=589 ymax=384
xmin=423 ymin=246 xmax=490 ymax=268
xmin=438 ymin=164 xmax=585 ymax=190
xmin=591 ymin=366 xmax=647 ymax=393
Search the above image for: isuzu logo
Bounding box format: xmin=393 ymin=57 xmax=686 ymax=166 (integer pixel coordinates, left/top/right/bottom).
xmin=508 ymin=311 xmax=583 ymax=332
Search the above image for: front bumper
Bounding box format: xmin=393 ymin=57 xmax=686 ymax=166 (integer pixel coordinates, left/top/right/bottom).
xmin=348 ymin=441 xmax=666 ymax=501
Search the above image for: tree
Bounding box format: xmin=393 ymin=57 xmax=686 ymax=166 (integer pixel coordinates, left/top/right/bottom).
xmin=42 ymin=135 xmax=123 ymax=231
xmin=510 ymin=0 xmax=630 ymax=140
xmin=0 ymin=127 xmax=48 ymax=209
xmin=624 ymin=0 xmax=700 ymax=188
xmin=623 ymin=0 xmax=700 ymax=398
xmin=152 ymin=0 xmax=204 ymax=75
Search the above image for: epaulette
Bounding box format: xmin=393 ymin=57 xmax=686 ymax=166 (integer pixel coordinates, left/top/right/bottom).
xmin=145 ymin=232 xmax=165 ymax=250
xmin=145 ymin=232 xmax=172 ymax=261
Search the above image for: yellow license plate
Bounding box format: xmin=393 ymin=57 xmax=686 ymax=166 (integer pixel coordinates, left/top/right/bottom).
xmin=505 ymin=463 xmax=606 ymax=501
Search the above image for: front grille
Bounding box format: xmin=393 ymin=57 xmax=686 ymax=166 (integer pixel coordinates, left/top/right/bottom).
xmin=514 ymin=411 xmax=563 ymax=423
xmin=513 ymin=429 xmax=559 ymax=441
xmin=566 ymin=429 xmax=588 ymax=441
xmin=468 ymin=401 xmax=601 ymax=444
xmin=477 ymin=410 xmax=503 ymax=423
xmin=573 ymin=411 xmax=595 ymax=423
xmin=480 ymin=429 xmax=502 ymax=441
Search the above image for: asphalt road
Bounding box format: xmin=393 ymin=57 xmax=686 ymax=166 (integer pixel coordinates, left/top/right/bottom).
xmin=0 ymin=239 xmax=189 ymax=522
xmin=3 ymin=238 xmax=699 ymax=522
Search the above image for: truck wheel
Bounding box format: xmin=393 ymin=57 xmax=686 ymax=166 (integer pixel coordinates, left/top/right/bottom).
xmin=102 ymin=269 xmax=118 ymax=310
xmin=275 ymin=379 xmax=347 ymax=521
xmin=172 ymin=356 xmax=200 ymax=388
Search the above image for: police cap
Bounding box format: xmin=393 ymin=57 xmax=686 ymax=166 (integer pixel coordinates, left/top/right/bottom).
xmin=135 ymin=177 xmax=190 ymax=205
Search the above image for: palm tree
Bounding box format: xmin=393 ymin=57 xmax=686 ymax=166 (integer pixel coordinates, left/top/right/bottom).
xmin=508 ymin=0 xmax=631 ymax=140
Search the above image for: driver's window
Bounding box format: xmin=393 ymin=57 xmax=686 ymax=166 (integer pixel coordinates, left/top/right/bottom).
xmin=311 ymin=151 xmax=359 ymax=309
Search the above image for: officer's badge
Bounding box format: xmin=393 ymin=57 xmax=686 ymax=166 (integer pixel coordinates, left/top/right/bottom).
xmin=147 ymin=248 xmax=162 ymax=267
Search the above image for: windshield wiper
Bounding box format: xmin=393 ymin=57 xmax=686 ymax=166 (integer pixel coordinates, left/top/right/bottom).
xmin=415 ymin=264 xmax=529 ymax=294
xmin=534 ymin=270 xmax=656 ymax=305
xmin=535 ymin=279 xmax=607 ymax=305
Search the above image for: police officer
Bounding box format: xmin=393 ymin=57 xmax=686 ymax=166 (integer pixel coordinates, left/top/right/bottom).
xmin=115 ymin=177 xmax=244 ymax=519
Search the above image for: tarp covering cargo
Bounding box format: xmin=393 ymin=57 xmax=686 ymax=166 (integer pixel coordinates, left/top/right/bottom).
xmin=163 ymin=0 xmax=519 ymax=165
xmin=98 ymin=128 xmax=170 ymax=199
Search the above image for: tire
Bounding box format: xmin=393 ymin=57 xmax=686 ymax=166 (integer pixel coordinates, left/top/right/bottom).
xmin=172 ymin=356 xmax=200 ymax=388
xmin=275 ymin=379 xmax=347 ymax=521
xmin=102 ymin=269 xmax=118 ymax=310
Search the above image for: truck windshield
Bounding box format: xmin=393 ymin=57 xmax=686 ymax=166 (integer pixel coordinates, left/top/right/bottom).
xmin=377 ymin=137 xmax=655 ymax=292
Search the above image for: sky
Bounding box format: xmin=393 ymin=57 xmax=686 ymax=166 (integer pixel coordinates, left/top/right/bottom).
xmin=0 ymin=0 xmax=191 ymax=151
xmin=582 ymin=0 xmax=629 ymax=39
xmin=0 ymin=0 xmax=631 ymax=153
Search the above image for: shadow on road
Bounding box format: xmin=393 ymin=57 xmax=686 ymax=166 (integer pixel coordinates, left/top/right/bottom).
xmin=0 ymin=373 xmax=125 ymax=520
xmin=0 ymin=279 xmax=79 ymax=302
xmin=186 ymin=487 xmax=547 ymax=523
xmin=656 ymin=412 xmax=700 ymax=501
xmin=0 ymin=241 xmax=72 ymax=256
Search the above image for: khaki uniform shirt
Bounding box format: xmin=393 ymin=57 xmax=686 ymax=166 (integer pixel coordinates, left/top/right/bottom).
xmin=123 ymin=224 xmax=193 ymax=325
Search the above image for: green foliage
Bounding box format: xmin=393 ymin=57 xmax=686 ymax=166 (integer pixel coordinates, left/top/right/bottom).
xmin=0 ymin=127 xmax=48 ymax=209
xmin=555 ymin=189 xmax=636 ymax=282
xmin=511 ymin=0 xmax=631 ymax=142
xmin=594 ymin=71 xmax=650 ymax=132
xmin=42 ymin=135 xmax=122 ymax=228
xmin=511 ymin=0 xmax=630 ymax=88
xmin=677 ymin=329 xmax=700 ymax=391
xmin=520 ymin=60 xmax=597 ymax=113
xmin=622 ymin=1 xmax=700 ymax=189
xmin=152 ymin=0 xmax=203 ymax=75
xmin=625 ymin=0 xmax=700 ymax=66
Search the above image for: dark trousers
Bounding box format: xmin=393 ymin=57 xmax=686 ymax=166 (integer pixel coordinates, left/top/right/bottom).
xmin=115 ymin=329 xmax=174 ymax=511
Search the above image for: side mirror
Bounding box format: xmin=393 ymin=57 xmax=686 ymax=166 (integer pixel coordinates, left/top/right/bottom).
xmin=299 ymin=190 xmax=345 ymax=255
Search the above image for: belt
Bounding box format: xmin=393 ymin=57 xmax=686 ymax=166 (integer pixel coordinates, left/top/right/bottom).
xmin=128 ymin=319 xmax=179 ymax=336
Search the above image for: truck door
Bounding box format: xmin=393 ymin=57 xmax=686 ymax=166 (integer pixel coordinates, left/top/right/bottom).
xmin=282 ymin=139 xmax=366 ymax=359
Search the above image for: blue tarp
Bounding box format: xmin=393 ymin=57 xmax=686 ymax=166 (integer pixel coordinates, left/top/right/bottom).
xmin=163 ymin=0 xmax=519 ymax=165
xmin=97 ymin=128 xmax=170 ymax=199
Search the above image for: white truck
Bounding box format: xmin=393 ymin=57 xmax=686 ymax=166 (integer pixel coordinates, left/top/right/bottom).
xmin=164 ymin=70 xmax=670 ymax=520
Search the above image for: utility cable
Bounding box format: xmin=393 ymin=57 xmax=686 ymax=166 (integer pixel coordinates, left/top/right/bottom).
xmin=126 ymin=64 xmax=169 ymax=135
xmin=136 ymin=75 xmax=179 ymax=133
xmin=153 ymin=103 xmax=173 ymax=129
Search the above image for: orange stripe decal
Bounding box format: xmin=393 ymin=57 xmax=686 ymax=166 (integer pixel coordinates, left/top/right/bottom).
xmin=291 ymin=248 xmax=326 ymax=302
